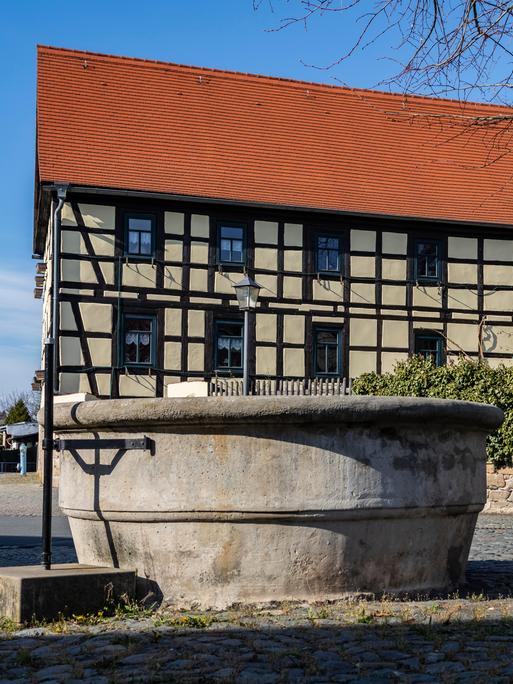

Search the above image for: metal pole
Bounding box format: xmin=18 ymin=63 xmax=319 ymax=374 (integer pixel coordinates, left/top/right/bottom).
xmin=41 ymin=338 xmax=54 ymax=569
xmin=243 ymin=309 xmax=249 ymax=396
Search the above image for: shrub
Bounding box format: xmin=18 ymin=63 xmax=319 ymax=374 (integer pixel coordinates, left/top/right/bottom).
xmin=352 ymin=356 xmax=513 ymax=469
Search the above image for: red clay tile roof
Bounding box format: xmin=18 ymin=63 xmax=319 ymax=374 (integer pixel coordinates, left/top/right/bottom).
xmin=37 ymin=45 xmax=513 ymax=226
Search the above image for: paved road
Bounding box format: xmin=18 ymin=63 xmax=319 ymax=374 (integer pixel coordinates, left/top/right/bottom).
xmin=0 ymin=515 xmax=76 ymax=567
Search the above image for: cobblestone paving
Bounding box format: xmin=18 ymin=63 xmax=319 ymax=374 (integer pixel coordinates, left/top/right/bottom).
xmin=1 ymin=515 xmax=513 ymax=683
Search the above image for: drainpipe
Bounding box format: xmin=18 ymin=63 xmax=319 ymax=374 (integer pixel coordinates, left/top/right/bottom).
xmin=41 ymin=183 xmax=67 ymax=570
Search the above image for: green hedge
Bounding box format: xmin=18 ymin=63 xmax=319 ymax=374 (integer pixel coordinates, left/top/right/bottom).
xmin=352 ymin=356 xmax=513 ymax=468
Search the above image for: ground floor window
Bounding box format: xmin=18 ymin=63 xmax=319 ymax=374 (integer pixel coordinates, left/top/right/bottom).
xmin=215 ymin=320 xmax=243 ymax=372
xmin=123 ymin=315 xmax=155 ymax=366
xmin=313 ymin=327 xmax=342 ymax=376
xmin=414 ymin=331 xmax=444 ymax=366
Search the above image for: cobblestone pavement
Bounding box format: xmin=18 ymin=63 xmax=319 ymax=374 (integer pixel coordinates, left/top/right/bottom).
xmin=0 ymin=515 xmax=513 ymax=683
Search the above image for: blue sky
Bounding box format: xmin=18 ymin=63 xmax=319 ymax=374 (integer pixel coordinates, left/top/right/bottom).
xmin=0 ymin=0 xmax=445 ymax=396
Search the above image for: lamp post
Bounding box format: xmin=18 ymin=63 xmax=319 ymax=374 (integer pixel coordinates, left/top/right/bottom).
xmin=233 ymin=276 xmax=261 ymax=396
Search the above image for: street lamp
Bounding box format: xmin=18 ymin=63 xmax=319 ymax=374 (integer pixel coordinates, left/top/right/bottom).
xmin=233 ymin=276 xmax=261 ymax=396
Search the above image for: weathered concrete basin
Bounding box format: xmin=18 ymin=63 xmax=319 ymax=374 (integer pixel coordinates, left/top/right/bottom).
xmin=53 ymin=396 xmax=503 ymax=608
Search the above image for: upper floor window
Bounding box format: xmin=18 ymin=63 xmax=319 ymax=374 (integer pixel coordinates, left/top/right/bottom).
xmin=415 ymin=239 xmax=441 ymax=283
xmin=123 ymin=315 xmax=155 ymax=366
xmin=316 ymin=235 xmax=341 ymax=273
xmin=215 ymin=320 xmax=243 ymax=372
xmin=313 ymin=327 xmax=342 ymax=377
xmin=414 ymin=331 xmax=443 ymax=367
xmin=218 ymin=224 xmax=245 ymax=264
xmin=125 ymin=214 xmax=155 ymax=257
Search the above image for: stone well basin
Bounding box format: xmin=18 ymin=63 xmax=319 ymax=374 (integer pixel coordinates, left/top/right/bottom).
xmin=53 ymin=396 xmax=503 ymax=608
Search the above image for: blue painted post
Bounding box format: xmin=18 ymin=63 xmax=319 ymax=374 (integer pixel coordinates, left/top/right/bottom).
xmin=19 ymin=443 xmax=27 ymax=476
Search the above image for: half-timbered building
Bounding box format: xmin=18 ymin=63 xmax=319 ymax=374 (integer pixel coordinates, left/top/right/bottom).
xmin=34 ymin=46 xmax=513 ymax=397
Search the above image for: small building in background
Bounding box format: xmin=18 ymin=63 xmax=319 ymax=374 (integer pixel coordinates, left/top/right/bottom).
xmin=0 ymin=422 xmax=39 ymax=473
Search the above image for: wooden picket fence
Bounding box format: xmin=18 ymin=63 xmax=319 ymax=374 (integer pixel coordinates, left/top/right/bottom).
xmin=208 ymin=377 xmax=353 ymax=397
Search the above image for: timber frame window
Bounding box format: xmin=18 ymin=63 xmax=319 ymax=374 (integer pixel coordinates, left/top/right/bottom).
xmin=414 ymin=239 xmax=441 ymax=283
xmin=316 ymin=234 xmax=342 ymax=274
xmin=125 ymin=213 xmax=155 ymax=257
xmin=217 ymin=223 xmax=245 ymax=265
xmin=214 ymin=320 xmax=244 ymax=373
xmin=414 ymin=331 xmax=444 ymax=367
xmin=313 ymin=326 xmax=342 ymax=377
xmin=122 ymin=314 xmax=156 ymax=366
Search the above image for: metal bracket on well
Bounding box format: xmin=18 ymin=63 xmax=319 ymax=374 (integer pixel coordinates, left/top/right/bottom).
xmin=54 ymin=437 xmax=152 ymax=452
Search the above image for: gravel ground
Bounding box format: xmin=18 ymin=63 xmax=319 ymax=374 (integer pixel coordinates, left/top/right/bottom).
xmin=2 ymin=475 xmax=513 ymax=682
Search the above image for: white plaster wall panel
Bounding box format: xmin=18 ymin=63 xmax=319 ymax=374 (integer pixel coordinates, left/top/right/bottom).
xmin=448 ymin=288 xmax=478 ymax=311
xmin=61 ymin=259 xmax=81 ymax=282
xmin=484 ymin=239 xmax=513 ymax=262
xmin=89 ymin=339 xmax=112 ymax=367
xmin=61 ymin=230 xmax=82 ymax=254
xmin=483 ymin=325 xmax=513 ymax=354
xmin=351 ymin=256 xmax=376 ymax=278
xmin=78 ymin=204 xmax=115 ymax=230
xmin=90 ymin=234 xmax=115 ymax=256
xmin=255 ymin=221 xmax=278 ymax=245
xmin=256 ymin=314 xmax=277 ymax=342
xmin=284 ymin=249 xmax=302 ymax=272
xmin=165 ymin=239 xmax=183 ymax=262
xmin=382 ymin=320 xmax=409 ymax=348
xmin=350 ymin=283 xmax=376 ymax=305
xmin=256 ymin=347 xmax=276 ymax=376
xmin=188 ymin=343 xmax=205 ymax=371
xmin=165 ymin=376 xmax=181 ymax=385
xmin=164 ymin=266 xmax=182 ymax=289
xmin=190 ymin=241 xmax=209 ymax=264
xmin=487 ymin=357 xmax=513 ymax=368
xmin=99 ymin=263 xmax=115 ymax=286
xmin=313 ymin=279 xmax=344 ymax=302
xmin=483 ymin=290 xmax=513 ymax=311
xmin=448 ymin=237 xmax=478 ymax=260
xmin=165 ymin=212 xmax=185 ymax=235
xmin=61 ymin=203 xmax=77 ymax=227
xmin=351 ymin=230 xmax=376 ymax=253
xmin=118 ymin=374 xmax=156 ymax=397
xmin=350 ymin=350 xmax=376 ymax=376
xmin=382 ymin=286 xmax=406 ymax=307
xmin=484 ymin=264 xmax=513 ymax=286
xmin=94 ymin=374 xmax=112 ymax=397
xmin=283 ymin=277 xmax=302 ymax=299
xmin=381 ymin=352 xmax=409 ymax=373
xmin=256 ymin=274 xmax=278 ymax=297
xmin=60 ymin=337 xmax=83 ymax=366
xmin=299 ymin=304 xmax=333 ymax=312
xmin=188 ymin=310 xmax=205 ymax=338
xmin=254 ymin=247 xmax=278 ymax=271
xmin=448 ymin=263 xmax=478 ymax=284
xmin=382 ymin=259 xmax=406 ymax=281
xmin=122 ymin=263 xmax=157 ymax=288
xmin=60 ymin=302 xmax=77 ymax=331
xmin=79 ymin=303 xmax=112 ymax=333
xmin=165 ymin=342 xmax=182 ymax=371
xmin=452 ymin=312 xmax=479 ymax=320
xmin=413 ymin=286 xmax=442 ymax=308
xmin=382 ymin=232 xmax=407 ymax=255
xmin=350 ymin=319 xmax=377 ymax=347
xmin=59 ymin=372 xmax=80 ymax=394
xmin=191 ymin=214 xmax=210 ymax=238
xmin=283 ymin=315 xmax=305 ymax=344
xmin=284 ymin=348 xmax=305 ymax=376
xmin=165 ymin=308 xmax=182 ymax=336
xmin=446 ymin=323 xmax=479 ymax=353
xmin=189 ymin=268 xmax=208 ymax=291
xmin=215 ymin=272 xmax=240 ymax=295
xmin=284 ymin=223 xmax=303 ymax=247
xmin=412 ymin=321 xmax=443 ymax=330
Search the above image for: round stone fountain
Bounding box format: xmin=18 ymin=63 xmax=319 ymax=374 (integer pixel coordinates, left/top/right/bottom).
xmin=53 ymin=395 xmax=502 ymax=608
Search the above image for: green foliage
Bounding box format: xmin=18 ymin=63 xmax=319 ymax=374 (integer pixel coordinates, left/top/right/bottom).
xmin=5 ymin=399 xmax=31 ymax=425
xmin=353 ymin=356 xmax=513 ymax=468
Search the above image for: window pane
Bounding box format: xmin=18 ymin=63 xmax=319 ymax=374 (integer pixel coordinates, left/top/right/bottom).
xmin=125 ymin=335 xmax=137 ymax=363
xmin=327 ymin=238 xmax=339 ymax=249
xmin=318 ymin=249 xmax=328 ymax=271
xmin=326 ymin=345 xmax=338 ymax=373
xmin=129 ymin=217 xmax=152 ymax=232
xmin=317 ymin=330 xmax=338 ymax=345
xmin=217 ymin=338 xmax=230 ymax=367
xmin=327 ymin=250 xmax=339 ymax=271
xmin=139 ymin=334 xmax=151 ymax=363
xmin=127 ymin=318 xmax=151 ymax=332
xmin=318 ymin=237 xmax=328 ymax=249
xmin=128 ymin=231 xmax=139 ymax=254
xmin=140 ymin=232 xmax=152 ymax=255
xmin=230 ymin=339 xmax=242 ymax=368
xmin=231 ymin=240 xmax=243 ymax=262
xmin=221 ymin=226 xmax=243 ymax=239
xmin=316 ymin=345 xmax=326 ymax=374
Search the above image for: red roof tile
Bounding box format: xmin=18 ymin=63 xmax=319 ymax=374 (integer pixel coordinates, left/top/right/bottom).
xmin=37 ymin=45 xmax=513 ymax=226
